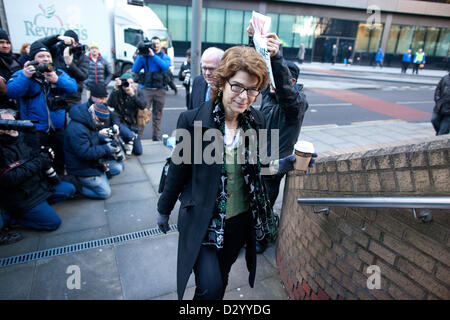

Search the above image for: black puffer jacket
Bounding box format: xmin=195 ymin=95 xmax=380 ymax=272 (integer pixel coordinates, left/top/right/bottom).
xmin=260 ymin=51 xmax=309 ymax=158
xmin=0 ymin=133 xmax=52 ymax=217
xmin=434 ymin=73 xmax=450 ymax=115
xmin=107 ymin=87 xmax=147 ymax=127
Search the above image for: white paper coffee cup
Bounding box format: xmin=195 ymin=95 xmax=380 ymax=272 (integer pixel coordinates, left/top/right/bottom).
xmin=293 ymin=141 xmax=315 ymax=172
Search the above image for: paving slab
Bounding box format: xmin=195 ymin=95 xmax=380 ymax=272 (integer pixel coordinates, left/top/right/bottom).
xmin=0 ymin=262 xmax=35 ymax=299
xmin=114 ymin=233 xmax=180 ymax=300
xmin=29 ymin=246 xmax=123 ymax=299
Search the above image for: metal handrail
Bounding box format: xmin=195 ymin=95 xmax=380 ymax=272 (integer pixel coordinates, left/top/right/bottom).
xmin=297 ymin=197 xmax=450 ymax=223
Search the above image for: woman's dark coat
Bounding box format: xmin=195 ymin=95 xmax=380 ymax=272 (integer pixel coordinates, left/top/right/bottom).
xmin=157 ymin=100 xmax=266 ymax=300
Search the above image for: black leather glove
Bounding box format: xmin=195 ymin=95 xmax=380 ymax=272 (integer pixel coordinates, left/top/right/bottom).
xmin=39 ymin=152 xmax=52 ymax=170
xmin=157 ymin=213 xmax=170 ymax=234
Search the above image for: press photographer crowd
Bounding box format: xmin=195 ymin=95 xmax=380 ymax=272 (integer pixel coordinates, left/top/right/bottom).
xmin=0 ymin=29 xmax=170 ymax=245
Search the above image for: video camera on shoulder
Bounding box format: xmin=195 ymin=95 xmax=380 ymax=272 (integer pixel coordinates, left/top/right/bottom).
xmin=29 ymin=60 xmax=55 ymax=80
xmin=137 ymin=40 xmax=157 ymax=56
xmin=0 ymin=119 xmax=36 ymax=133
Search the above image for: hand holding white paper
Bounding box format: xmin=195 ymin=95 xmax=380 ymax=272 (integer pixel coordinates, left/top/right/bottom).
xmin=251 ymin=11 xmax=276 ymax=88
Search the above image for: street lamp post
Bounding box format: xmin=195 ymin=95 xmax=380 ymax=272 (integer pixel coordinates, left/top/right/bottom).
xmin=191 ymin=0 xmax=202 ymax=80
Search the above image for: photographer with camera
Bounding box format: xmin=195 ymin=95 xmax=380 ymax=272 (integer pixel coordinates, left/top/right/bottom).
xmin=6 ymin=39 xmax=78 ymax=176
xmin=132 ymin=36 xmax=170 ymax=140
xmin=52 ymin=30 xmax=90 ymax=107
xmin=178 ymin=48 xmax=191 ymax=109
xmin=0 ymin=109 xmax=75 ymax=231
xmin=64 ymin=84 xmax=124 ymax=199
xmin=106 ymin=73 xmax=145 ymax=156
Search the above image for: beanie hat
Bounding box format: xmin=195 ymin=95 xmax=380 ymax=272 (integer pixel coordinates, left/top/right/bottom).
xmin=29 ymin=40 xmax=50 ymax=59
xmin=286 ymin=60 xmax=300 ymax=81
xmin=0 ymin=30 xmax=10 ymax=43
xmin=64 ymin=30 xmax=79 ymax=43
xmin=119 ymin=73 xmax=134 ymax=81
xmin=90 ymin=83 xmax=108 ymax=98
xmin=93 ymin=104 xmax=110 ymax=121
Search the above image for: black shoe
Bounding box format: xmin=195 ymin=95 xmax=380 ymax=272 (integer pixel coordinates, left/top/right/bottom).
xmin=255 ymin=240 xmax=267 ymax=254
xmin=0 ymin=230 xmax=24 ymax=246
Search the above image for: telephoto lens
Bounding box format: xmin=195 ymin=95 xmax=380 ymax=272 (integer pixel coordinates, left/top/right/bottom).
xmin=45 ymin=167 xmax=61 ymax=185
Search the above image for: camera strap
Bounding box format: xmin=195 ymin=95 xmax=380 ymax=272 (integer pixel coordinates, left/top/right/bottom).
xmin=42 ymin=83 xmax=56 ymax=133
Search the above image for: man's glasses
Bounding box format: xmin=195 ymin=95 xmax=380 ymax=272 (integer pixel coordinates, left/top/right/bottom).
xmin=201 ymin=66 xmax=216 ymax=72
xmin=227 ymin=81 xmax=260 ymax=97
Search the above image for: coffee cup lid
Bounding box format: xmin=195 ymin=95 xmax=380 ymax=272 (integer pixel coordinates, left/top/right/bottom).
xmin=294 ymin=140 xmax=315 ymax=153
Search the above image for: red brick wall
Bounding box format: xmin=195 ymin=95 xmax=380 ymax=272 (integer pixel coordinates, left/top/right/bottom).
xmin=276 ymin=136 xmax=450 ymax=300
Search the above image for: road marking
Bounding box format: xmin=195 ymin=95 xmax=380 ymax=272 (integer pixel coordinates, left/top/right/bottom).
xmin=395 ymin=101 xmax=434 ymax=104
xmin=309 ymin=103 xmax=353 ymax=107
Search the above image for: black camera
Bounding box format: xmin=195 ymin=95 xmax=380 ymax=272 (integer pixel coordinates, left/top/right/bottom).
xmin=109 ymin=140 xmax=125 ymax=162
xmin=121 ymin=80 xmax=130 ymax=88
xmin=137 ymin=40 xmax=157 ymax=55
xmin=44 ymin=166 xmax=60 ymax=185
xmin=46 ymin=84 xmax=69 ymax=111
xmin=29 ymin=60 xmax=55 ymax=81
xmin=104 ymin=126 xmax=120 ymax=137
xmin=0 ymin=119 xmax=36 ymax=132
xmin=183 ymin=69 xmax=191 ymax=86
xmin=68 ymin=44 xmax=86 ymax=55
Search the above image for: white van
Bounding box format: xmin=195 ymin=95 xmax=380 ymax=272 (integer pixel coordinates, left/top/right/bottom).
xmin=2 ymin=0 xmax=174 ymax=75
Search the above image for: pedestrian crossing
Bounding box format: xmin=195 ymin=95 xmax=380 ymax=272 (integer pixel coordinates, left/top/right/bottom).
xmin=381 ymin=85 xmax=435 ymax=91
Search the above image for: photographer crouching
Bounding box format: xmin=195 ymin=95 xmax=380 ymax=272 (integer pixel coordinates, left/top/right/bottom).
xmin=64 ymin=84 xmax=124 ymax=200
xmin=0 ymin=109 xmax=75 ymax=232
xmin=6 ymin=39 xmax=78 ymax=176
xmin=106 ymin=73 xmax=145 ymax=156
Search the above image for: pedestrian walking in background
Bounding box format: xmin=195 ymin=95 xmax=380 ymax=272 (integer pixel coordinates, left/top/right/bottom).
xmin=157 ymin=45 xmax=298 ymax=300
xmin=178 ymin=48 xmax=192 ymax=109
xmin=431 ymin=72 xmax=450 ymax=135
xmin=297 ymin=43 xmax=305 ymax=64
xmin=344 ymin=45 xmax=353 ymax=66
xmin=401 ymin=49 xmax=412 ymax=74
xmin=85 ymin=43 xmax=113 ymax=96
xmin=374 ymin=48 xmax=384 ymax=68
xmin=413 ymin=48 xmax=426 ymax=74
xmin=331 ymin=44 xmax=338 ymax=65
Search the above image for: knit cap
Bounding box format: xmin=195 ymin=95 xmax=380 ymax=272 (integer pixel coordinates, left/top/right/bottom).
xmin=93 ymin=104 xmax=110 ymax=121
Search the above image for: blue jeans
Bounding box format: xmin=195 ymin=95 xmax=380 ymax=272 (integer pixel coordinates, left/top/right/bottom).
xmin=3 ymin=181 xmax=75 ymax=231
xmin=431 ymin=112 xmax=450 ymax=136
xmin=77 ymin=161 xmax=123 ymax=199
xmin=119 ymin=123 xmax=143 ymax=155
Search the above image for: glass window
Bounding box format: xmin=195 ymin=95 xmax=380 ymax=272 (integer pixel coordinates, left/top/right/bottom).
xmin=411 ymin=26 xmax=427 ymax=52
xmin=396 ymin=25 xmax=414 ymax=54
xmin=206 ymin=8 xmax=225 ymax=43
xmin=368 ymin=25 xmax=383 ymax=52
xmin=278 ymin=14 xmax=296 ymax=47
xmin=267 ymin=13 xmax=279 ymax=34
xmin=124 ymin=28 xmax=143 ymax=47
xmin=293 ymin=15 xmax=316 ymax=49
xmin=424 ymin=27 xmax=439 ymax=56
xmin=435 ymin=28 xmax=449 ymax=57
xmin=242 ymin=11 xmax=253 ymax=44
xmin=355 ymin=23 xmax=370 ymax=52
xmin=167 ymin=5 xmax=187 ymax=41
xmin=386 ymin=25 xmax=400 ymax=54
xmin=146 ymin=4 xmax=167 ymax=27
xmin=225 ymin=10 xmax=243 ymax=44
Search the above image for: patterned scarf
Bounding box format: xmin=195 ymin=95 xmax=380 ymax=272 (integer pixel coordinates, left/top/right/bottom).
xmin=202 ymin=101 xmax=279 ymax=249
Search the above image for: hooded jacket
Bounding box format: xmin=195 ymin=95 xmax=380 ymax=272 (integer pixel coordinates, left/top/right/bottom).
xmin=85 ymin=53 xmax=113 ymax=90
xmin=6 ymin=68 xmax=77 ymax=131
xmin=64 ymin=103 xmax=111 ymax=177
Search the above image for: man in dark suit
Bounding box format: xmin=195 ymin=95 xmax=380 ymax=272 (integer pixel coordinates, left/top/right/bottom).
xmin=189 ymin=47 xmax=224 ymax=110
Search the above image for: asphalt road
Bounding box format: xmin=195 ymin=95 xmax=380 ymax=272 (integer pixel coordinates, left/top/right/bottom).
xmin=141 ymin=75 xmax=437 ymax=140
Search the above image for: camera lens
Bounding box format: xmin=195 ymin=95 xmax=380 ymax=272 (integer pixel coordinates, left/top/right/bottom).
xmin=122 ymin=81 xmax=130 ymax=88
